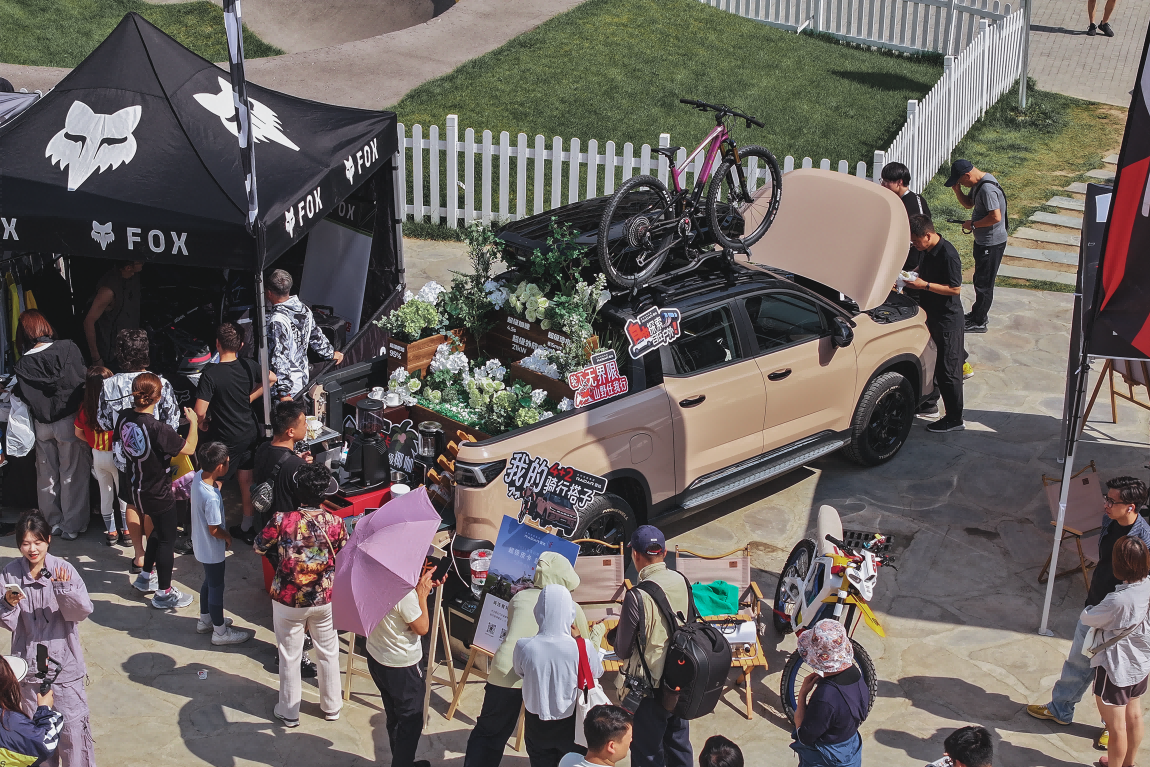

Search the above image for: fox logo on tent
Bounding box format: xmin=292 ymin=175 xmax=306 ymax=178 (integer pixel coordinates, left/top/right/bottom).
xmin=91 ymin=222 xmax=114 ymax=250
xmin=46 ymin=101 xmax=142 ymax=191
xmin=344 ymin=157 xmax=355 ymax=183
xmin=194 ymin=77 xmax=300 ymax=152
xmin=285 ymin=207 xmax=296 ymax=238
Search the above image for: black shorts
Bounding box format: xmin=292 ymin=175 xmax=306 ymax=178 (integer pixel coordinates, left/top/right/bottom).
xmin=1094 ymin=666 xmax=1148 ymax=706
xmin=221 ymin=443 xmax=256 ymax=481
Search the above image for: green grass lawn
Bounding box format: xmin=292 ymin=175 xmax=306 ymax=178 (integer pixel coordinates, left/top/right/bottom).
xmin=392 ymin=0 xmax=942 ymax=166
xmin=921 ymin=81 xmax=1126 ymax=292
xmin=0 ymin=0 xmax=281 ymax=68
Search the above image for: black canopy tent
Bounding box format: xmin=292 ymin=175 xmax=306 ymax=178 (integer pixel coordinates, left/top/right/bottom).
xmin=0 ymin=14 xmax=404 ymax=418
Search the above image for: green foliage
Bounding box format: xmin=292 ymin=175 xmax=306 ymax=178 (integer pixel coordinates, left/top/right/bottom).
xmin=0 ymin=0 xmax=281 ymax=68
xmin=376 ymin=299 xmax=441 ymax=343
xmin=441 ymin=223 xmax=504 ymax=336
xmin=524 ymin=219 xmax=591 ymax=298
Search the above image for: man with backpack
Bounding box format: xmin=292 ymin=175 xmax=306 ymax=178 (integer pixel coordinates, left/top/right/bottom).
xmin=946 ymin=159 xmax=1008 ymax=335
xmin=613 ymin=526 xmax=692 ymax=767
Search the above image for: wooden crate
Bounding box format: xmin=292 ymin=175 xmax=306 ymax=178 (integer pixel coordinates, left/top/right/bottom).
xmin=387 ymin=329 xmax=471 ymax=376
xmin=483 ymin=311 xmax=571 ymax=363
xmin=410 ymin=404 xmax=490 ymax=441
xmin=508 ymin=362 xmax=575 ymax=403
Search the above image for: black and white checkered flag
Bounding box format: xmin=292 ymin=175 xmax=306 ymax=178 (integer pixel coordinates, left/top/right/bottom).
xmin=221 ymin=0 xmax=259 ymax=232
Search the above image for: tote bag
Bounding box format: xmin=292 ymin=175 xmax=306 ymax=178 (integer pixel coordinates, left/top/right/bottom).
xmin=574 ymin=637 xmax=611 ymax=748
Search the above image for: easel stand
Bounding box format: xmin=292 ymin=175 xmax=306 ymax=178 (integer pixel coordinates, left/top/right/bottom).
xmin=1083 ymin=358 xmax=1150 ymax=427
xmin=445 ymin=645 xmax=525 ymax=752
xmin=422 ymin=584 xmax=459 ymax=726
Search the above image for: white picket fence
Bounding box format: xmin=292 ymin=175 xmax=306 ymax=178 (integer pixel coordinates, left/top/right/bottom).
xmin=699 ymin=0 xmax=1012 ymax=55
xmin=884 ymin=11 xmax=1026 ymax=192
xmin=392 ymin=8 xmax=1026 ymax=225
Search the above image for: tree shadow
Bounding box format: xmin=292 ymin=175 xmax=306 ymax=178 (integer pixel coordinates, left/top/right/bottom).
xmin=831 ymin=70 xmax=937 ymax=92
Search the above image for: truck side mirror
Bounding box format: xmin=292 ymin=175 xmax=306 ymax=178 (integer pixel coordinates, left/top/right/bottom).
xmin=831 ymin=317 xmax=854 ymax=348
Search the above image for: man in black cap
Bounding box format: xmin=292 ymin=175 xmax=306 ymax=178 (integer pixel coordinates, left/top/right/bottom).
xmin=906 ymin=215 xmax=965 ymax=432
xmin=880 ymin=161 xmax=932 ymax=270
xmin=945 ymin=159 xmax=1008 ymax=335
xmin=613 ymin=525 xmax=692 ymax=767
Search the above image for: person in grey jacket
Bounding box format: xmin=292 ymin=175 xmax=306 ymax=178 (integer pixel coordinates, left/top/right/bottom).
xmin=1082 ymin=535 xmax=1150 ymax=767
xmin=0 ymin=512 xmax=95 ymax=767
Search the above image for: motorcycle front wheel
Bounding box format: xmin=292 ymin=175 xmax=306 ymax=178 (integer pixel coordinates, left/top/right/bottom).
xmin=780 ymin=638 xmax=878 ymax=725
xmin=772 ymin=538 xmax=816 ymax=634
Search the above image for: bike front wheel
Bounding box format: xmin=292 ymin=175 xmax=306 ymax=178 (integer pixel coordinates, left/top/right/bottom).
xmin=780 ymin=638 xmax=878 ymax=725
xmin=597 ymin=174 xmax=674 ymax=289
xmin=706 ymin=145 xmax=782 ymax=252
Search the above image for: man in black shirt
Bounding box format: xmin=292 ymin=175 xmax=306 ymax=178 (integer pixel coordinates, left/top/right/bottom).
xmin=880 ymin=162 xmax=932 ymax=271
xmin=246 ymin=401 xmax=310 ymax=544
xmin=906 ymin=215 xmax=965 ymax=432
xmin=1028 ymin=477 xmax=1150 ymax=735
xmin=195 ymin=323 xmax=268 ymax=539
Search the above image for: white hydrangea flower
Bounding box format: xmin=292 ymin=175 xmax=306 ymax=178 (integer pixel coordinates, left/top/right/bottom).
xmin=388 ymin=367 xmax=410 ymax=390
xmin=403 ymin=289 xmax=414 ymax=303
xmin=414 ymin=281 xmax=446 ymax=304
xmin=539 ymin=411 xmax=554 ymax=420
xmin=484 ymin=280 xmax=509 ymax=310
xmin=531 ymin=388 xmax=546 ymax=406
xmin=558 ymin=398 xmax=574 ymax=412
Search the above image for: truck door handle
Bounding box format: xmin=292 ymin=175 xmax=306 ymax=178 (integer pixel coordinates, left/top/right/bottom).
xmin=767 ymin=368 xmax=792 ymax=381
xmin=679 ymin=395 xmax=706 ymax=408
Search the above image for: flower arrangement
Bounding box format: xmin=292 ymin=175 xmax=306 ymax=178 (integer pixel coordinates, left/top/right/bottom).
xmin=440 ymin=223 xmax=504 ymax=339
xmin=375 ymin=281 xmax=447 ymax=343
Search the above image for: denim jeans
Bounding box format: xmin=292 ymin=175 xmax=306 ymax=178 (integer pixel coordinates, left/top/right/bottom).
xmin=1047 ymin=618 xmax=1094 ymax=723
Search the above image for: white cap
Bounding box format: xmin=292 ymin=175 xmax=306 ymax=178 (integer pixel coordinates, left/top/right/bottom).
xmin=3 ymin=655 xmax=28 ymax=682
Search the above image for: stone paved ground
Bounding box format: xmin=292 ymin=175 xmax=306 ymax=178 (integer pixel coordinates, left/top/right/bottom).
xmin=7 ymin=284 xmax=1148 ymax=766
xmin=1027 ymin=0 xmax=1149 ymax=106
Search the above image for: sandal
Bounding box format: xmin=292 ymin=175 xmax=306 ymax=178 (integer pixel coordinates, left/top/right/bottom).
xmin=105 ymin=533 xmax=118 ymax=547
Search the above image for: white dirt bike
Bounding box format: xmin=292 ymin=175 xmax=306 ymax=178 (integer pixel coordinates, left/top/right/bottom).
xmin=771 ymin=505 xmax=894 ymax=723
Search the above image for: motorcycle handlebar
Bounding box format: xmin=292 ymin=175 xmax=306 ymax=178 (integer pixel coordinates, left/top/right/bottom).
xmin=825 ymin=533 xmax=850 ymax=552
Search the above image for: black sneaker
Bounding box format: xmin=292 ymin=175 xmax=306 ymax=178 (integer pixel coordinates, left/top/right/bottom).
xmin=274 ymin=654 xmax=319 ymax=678
xmin=117 ymin=531 xmax=131 ymax=547
xmin=130 ymin=561 xmax=143 ymax=575
xmin=926 ymin=417 xmax=966 ymax=433
xmin=916 ymin=403 xmax=940 ymax=416
xmin=1099 ymin=21 xmax=1114 ymax=36
xmin=174 ymin=535 xmax=194 ymax=555
xmin=1087 ymin=22 xmax=1097 ymax=35
xmin=964 ymin=319 xmax=988 ymax=333
xmin=229 ymin=525 xmax=256 ymax=546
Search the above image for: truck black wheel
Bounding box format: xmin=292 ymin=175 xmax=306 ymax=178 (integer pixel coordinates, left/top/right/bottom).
xmin=571 ymin=494 xmax=637 ymax=555
xmin=843 ymin=371 xmax=914 ymax=466
xmin=772 ymin=538 xmax=816 ymax=634
xmin=780 ymin=639 xmax=877 ymax=725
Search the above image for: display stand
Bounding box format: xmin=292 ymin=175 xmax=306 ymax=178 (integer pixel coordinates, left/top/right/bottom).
xmin=445 ymin=645 xmax=525 ymax=753
xmin=422 ymin=583 xmax=459 ymax=726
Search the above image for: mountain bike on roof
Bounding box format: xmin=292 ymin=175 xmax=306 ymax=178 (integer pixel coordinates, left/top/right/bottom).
xmin=596 ymin=99 xmax=783 ymax=289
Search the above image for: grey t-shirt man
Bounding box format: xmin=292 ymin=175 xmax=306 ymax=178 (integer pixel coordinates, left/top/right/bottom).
xmin=972 ymin=173 xmax=1007 ymax=246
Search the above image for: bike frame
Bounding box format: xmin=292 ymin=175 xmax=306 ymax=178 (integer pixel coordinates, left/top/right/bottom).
xmin=670 ymin=123 xmax=733 ymax=196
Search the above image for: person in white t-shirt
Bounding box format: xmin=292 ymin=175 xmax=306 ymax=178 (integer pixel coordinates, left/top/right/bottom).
xmin=559 ymin=705 xmax=633 ymax=767
xmin=366 ymin=561 xmax=445 ymax=767
xmin=190 ymin=441 xmax=254 ymax=646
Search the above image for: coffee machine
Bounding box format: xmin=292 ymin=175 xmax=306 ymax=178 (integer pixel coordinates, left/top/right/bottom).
xmin=340 ymin=398 xmax=389 ymax=491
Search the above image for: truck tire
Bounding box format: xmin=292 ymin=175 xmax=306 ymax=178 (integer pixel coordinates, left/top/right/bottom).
xmin=843 ymin=371 xmax=914 ymax=466
xmin=570 ymin=493 xmax=637 ymax=555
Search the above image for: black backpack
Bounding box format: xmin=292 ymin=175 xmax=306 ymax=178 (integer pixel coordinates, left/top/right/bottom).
xmin=634 ymin=573 xmax=733 ymax=720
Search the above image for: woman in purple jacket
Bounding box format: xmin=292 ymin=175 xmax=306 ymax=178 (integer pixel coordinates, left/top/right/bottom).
xmin=0 ymin=512 xmax=95 ymax=767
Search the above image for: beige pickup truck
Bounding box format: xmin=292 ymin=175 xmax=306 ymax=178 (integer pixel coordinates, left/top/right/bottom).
xmin=450 ymin=169 xmax=936 ymax=560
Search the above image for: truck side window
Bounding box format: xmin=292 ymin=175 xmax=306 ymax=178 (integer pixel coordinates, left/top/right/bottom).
xmin=743 ymin=293 xmax=827 ymax=354
xmin=669 ymin=306 xmax=740 ymax=375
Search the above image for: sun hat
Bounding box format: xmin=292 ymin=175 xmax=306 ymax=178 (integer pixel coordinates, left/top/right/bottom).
xmin=2 ymin=655 xmax=29 ymax=682
xmin=797 ymin=619 xmax=854 ymax=676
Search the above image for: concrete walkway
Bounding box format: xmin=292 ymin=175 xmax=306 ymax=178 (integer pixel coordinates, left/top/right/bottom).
xmin=3 ymin=285 xmax=1147 ymax=767
xmin=0 ymin=0 xmax=585 ymax=108
xmin=1027 ymin=0 xmax=1149 ymax=106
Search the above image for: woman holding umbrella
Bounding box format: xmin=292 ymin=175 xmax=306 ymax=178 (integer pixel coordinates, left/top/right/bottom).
xmin=254 ymin=464 xmax=348 ymax=727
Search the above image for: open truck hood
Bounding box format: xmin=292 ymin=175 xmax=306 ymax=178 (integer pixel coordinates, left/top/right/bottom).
xmin=746 ymin=168 xmax=910 ymax=311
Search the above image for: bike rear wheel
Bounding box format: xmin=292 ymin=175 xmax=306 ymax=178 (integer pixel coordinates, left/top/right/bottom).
xmin=597 ymin=175 xmax=674 ymax=289
xmin=706 ymin=145 xmax=782 ymax=252
xmin=780 ymin=638 xmax=878 ymax=725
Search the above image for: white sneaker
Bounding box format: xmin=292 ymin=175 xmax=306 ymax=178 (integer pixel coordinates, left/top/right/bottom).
xmin=273 ymin=706 xmax=300 ymax=728
xmin=211 ymin=626 xmax=254 ymax=646
xmin=197 ymin=617 xmax=233 ymax=634
xmin=324 ymin=709 xmax=341 ymax=721
xmin=133 ymin=571 xmax=159 ymax=593
xmin=151 ymin=587 xmax=194 ymax=610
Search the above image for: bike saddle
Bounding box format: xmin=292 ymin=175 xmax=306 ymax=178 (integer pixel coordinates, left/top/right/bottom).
xmin=652 ymin=146 xmax=683 ymax=159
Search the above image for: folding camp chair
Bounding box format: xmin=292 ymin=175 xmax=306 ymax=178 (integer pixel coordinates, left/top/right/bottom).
xmin=673 ymin=545 xmax=766 ymax=719
xmin=1039 ymin=461 xmax=1102 ymax=590
xmin=572 ymin=539 xmax=631 ymax=675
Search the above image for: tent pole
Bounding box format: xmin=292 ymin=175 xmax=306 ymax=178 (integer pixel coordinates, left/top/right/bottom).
xmin=1038 ymin=355 xmax=1091 ymax=635
xmin=256 ymin=268 xmax=272 ymax=438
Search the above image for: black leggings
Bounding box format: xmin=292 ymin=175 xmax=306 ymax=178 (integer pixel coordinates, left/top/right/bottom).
xmin=142 ymin=506 xmax=178 ymax=591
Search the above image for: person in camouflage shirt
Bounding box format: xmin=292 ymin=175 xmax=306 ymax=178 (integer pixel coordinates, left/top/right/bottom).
xmin=265 ymin=270 xmax=342 ymax=400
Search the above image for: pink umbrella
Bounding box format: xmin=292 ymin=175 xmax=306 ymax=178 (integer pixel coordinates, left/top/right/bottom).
xmin=332 ymin=486 xmax=442 ymax=636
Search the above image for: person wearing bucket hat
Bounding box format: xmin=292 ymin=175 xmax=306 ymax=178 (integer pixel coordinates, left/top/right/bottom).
xmin=790 ymin=620 xmax=871 ymax=767
xmin=0 ymin=654 xmax=64 ymax=767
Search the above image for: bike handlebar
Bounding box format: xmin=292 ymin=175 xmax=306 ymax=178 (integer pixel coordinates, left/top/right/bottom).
xmin=679 ymin=98 xmax=764 ymax=128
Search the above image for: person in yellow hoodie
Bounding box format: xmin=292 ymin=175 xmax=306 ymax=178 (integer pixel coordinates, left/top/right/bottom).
xmin=463 ymin=551 xmax=590 ymax=767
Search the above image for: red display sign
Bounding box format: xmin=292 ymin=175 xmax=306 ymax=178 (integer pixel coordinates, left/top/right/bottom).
xmin=567 ymin=349 xmax=629 ymax=407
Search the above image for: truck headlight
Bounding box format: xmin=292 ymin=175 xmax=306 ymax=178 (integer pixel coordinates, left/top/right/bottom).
xmin=454 ymin=459 xmax=507 ymax=488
